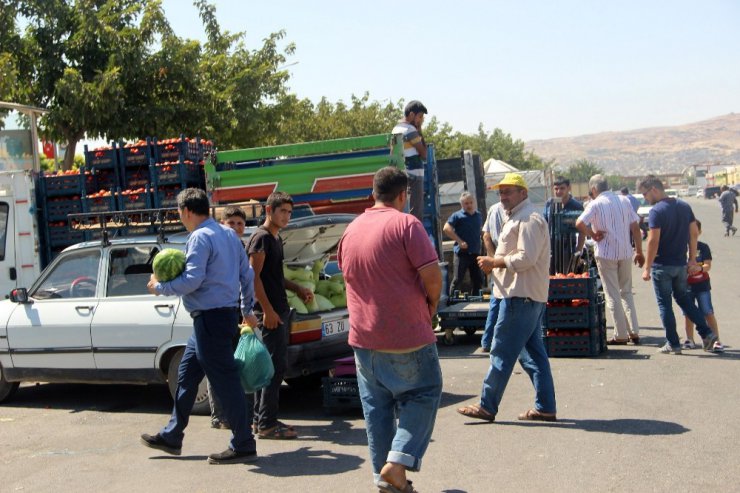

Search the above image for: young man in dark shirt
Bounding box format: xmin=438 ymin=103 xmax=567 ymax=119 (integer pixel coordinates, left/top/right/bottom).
xmin=247 ymin=192 xmax=313 ymax=439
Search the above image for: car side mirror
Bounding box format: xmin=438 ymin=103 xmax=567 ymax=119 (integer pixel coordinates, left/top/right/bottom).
xmin=10 ymin=288 xmax=32 ymax=304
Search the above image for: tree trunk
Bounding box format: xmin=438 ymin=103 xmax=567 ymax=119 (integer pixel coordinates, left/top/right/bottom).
xmin=62 ymin=137 xmax=79 ymax=170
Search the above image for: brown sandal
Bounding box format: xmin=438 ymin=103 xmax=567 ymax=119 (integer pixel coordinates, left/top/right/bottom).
xmin=629 ymin=334 xmax=641 ymax=344
xmin=518 ymin=408 xmax=557 ymax=422
xmin=606 ymin=338 xmax=629 ymax=345
xmin=456 ymin=403 xmax=495 ymax=422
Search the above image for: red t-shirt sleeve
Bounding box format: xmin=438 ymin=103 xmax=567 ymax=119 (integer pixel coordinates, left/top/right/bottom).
xmin=405 ymin=219 xmax=439 ymax=270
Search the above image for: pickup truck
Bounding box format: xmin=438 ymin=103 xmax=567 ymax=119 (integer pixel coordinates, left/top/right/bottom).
xmin=0 ymin=213 xmax=354 ymax=413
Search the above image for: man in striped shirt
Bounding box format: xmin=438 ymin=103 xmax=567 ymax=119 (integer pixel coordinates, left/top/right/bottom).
xmin=576 ymin=175 xmax=644 ymax=345
xmin=391 ymin=100 xmax=428 ymax=222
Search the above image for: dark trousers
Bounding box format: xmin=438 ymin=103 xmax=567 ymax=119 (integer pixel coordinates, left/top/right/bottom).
xmin=160 ymin=308 xmax=255 ymax=453
xmin=249 ymin=310 xmax=290 ymax=430
xmin=450 ymin=252 xmax=484 ymax=296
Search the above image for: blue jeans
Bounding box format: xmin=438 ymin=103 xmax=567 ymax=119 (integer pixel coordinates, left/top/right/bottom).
xmin=681 ymin=289 xmax=714 ymax=317
xmin=480 ymin=298 xmax=556 ymax=416
xmin=651 ymin=265 xmax=713 ymax=348
xmin=481 ymin=297 xmax=501 ymax=349
xmin=354 ymin=344 xmax=443 ymax=483
xmin=160 ymin=308 xmax=255 ymax=453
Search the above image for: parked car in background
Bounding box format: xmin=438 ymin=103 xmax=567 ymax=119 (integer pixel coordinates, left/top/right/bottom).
xmin=633 ymin=193 xmax=652 ymax=239
xmin=702 ymin=186 xmax=721 ymax=199
xmin=665 ymin=188 xmax=679 ymax=199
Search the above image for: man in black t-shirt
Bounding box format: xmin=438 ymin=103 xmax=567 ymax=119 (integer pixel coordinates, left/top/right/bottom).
xmin=247 ymin=192 xmax=313 ymax=439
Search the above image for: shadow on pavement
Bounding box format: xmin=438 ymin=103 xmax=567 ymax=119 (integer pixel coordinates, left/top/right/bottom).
xmin=294 ymin=419 xmax=368 ymax=447
xmin=249 ymin=446 xmax=364 ymax=477
xmin=7 ymin=382 xmax=172 ymax=414
xmin=498 ymin=417 xmax=689 ymax=435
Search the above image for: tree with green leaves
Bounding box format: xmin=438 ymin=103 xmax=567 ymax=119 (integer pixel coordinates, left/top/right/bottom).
xmin=2 ymin=0 xmax=294 ymax=168
xmin=567 ymin=158 xmax=604 ymax=183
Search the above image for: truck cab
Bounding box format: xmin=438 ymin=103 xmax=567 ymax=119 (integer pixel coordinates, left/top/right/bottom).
xmin=0 ymin=103 xmax=46 ymax=296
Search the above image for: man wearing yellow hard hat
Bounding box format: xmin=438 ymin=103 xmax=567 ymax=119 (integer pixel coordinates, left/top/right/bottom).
xmin=457 ymin=173 xmax=557 ymax=422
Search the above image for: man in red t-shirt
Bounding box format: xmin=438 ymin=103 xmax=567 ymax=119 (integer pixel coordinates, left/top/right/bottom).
xmin=338 ymin=166 xmax=442 ymax=493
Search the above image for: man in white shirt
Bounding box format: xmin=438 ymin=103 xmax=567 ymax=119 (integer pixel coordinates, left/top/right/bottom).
xmin=576 ymin=175 xmax=644 ymax=345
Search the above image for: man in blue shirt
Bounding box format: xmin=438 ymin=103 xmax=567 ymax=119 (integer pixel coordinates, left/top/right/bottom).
xmin=621 ymin=187 xmax=640 ymax=213
xmin=443 ymin=191 xmax=483 ymax=297
xmin=638 ymin=175 xmax=722 ymax=354
xmin=543 ymin=176 xmax=584 ymax=274
xmin=141 ymin=188 xmax=261 ymax=464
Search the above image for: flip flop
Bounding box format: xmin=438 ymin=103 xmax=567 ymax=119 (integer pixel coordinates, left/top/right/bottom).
xmin=456 ymin=403 xmax=495 ymax=422
xmin=377 ymin=479 xmax=417 ymax=493
xmin=518 ymin=408 xmax=557 ymax=422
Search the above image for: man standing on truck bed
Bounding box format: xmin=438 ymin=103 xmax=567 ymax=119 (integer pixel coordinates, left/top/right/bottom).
xmin=247 ymin=191 xmax=313 ymax=440
xmin=392 ymin=100 xmax=428 ymax=222
xmin=444 ymin=191 xmax=484 ymax=297
xmin=141 ymin=188 xmax=259 ymax=465
xmin=338 ymin=166 xmax=443 ymax=493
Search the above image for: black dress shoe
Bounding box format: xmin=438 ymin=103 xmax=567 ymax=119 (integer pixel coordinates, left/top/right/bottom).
xmin=140 ymin=433 xmax=181 ymax=455
xmin=207 ymin=448 xmax=258 ymax=464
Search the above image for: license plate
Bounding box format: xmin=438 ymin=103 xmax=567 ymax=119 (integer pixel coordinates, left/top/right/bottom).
xmin=322 ymin=318 xmax=348 ymax=338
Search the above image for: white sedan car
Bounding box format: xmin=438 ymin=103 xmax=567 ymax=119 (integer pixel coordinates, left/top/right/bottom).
xmin=0 ymin=215 xmax=354 ymax=412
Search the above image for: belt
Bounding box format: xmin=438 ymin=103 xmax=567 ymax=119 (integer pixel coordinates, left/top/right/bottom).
xmin=190 ymin=307 xmax=239 ymax=319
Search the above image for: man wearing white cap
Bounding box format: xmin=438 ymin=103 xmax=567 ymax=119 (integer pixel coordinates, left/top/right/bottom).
xmin=457 ymin=173 xmax=557 ymax=422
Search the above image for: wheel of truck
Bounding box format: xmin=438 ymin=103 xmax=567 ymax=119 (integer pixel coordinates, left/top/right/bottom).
xmin=167 ymin=348 xmax=210 ymax=416
xmin=464 ymin=328 xmax=477 ymax=337
xmin=0 ymin=362 xmax=20 ymax=403
xmin=285 ymin=372 xmax=326 ymax=390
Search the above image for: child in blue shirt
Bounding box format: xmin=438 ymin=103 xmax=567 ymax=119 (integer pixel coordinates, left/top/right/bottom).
xmin=682 ymin=220 xmax=723 ymax=351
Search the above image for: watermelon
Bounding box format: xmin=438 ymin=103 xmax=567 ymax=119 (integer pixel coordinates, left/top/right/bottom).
xmin=153 ymin=248 xmax=186 ymax=282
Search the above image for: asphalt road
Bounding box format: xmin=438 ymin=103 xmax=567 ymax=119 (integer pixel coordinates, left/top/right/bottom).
xmin=1 ymin=197 xmax=738 ymax=493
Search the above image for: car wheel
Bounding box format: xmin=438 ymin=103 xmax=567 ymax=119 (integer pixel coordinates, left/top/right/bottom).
xmin=166 ymin=348 xmax=211 ymax=416
xmin=0 ymin=363 xmax=20 ymax=403
xmin=285 ymin=372 xmax=326 ymax=390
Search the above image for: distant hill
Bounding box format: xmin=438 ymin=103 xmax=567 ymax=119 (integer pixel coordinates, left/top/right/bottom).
xmin=525 ymin=113 xmax=740 ymax=175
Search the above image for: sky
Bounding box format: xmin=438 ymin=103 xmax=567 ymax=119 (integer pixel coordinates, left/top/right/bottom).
xmin=161 ymin=1 xmax=737 ymax=141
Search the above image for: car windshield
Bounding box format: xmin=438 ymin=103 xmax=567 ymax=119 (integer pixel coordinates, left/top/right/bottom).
xmin=33 ymin=249 xmax=101 ymax=299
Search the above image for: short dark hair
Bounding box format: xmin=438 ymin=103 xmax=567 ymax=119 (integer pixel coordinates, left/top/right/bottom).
xmin=553 ymin=176 xmax=570 ymax=187
xmin=621 ymin=187 xmax=630 ymax=194
xmin=721 ymin=185 xmax=729 ymax=191
xmin=177 ymin=188 xmax=209 ymax=216
xmin=373 ymin=166 xmax=408 ymax=203
xmin=638 ymin=175 xmax=664 ymax=192
xmin=266 ymin=191 xmax=294 ymax=211
xmin=221 ymin=205 xmax=247 ymax=222
xmin=404 ymin=100 xmax=427 ymax=116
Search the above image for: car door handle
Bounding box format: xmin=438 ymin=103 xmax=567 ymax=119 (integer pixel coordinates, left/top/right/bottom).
xmin=75 ymin=305 xmax=95 ymax=312
xmin=155 ymin=304 xmax=174 ymax=310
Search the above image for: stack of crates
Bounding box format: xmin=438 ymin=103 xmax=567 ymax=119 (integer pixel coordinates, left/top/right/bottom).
xmin=84 ymin=143 xmax=121 ymax=192
xmin=543 ymin=275 xmax=606 ymax=357
xmin=118 ymin=139 xmax=154 ymax=199
xmin=37 ymin=170 xmax=94 ymax=262
xmin=150 ymin=135 xmax=210 ymax=208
